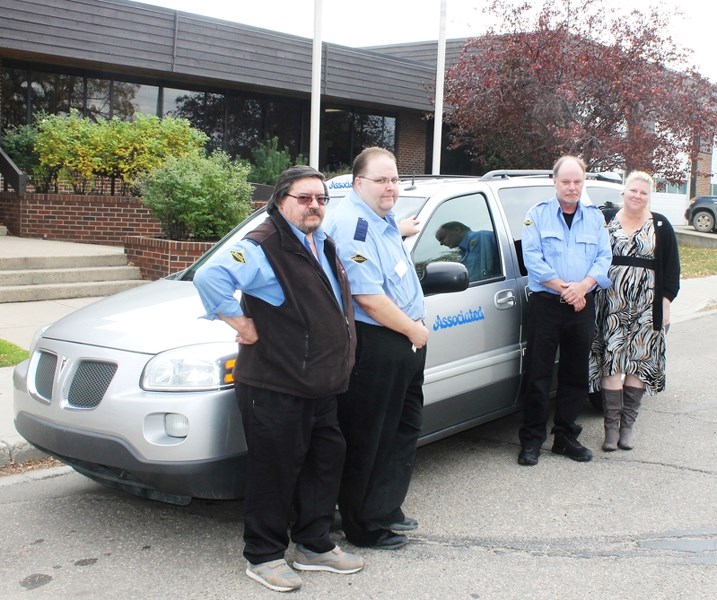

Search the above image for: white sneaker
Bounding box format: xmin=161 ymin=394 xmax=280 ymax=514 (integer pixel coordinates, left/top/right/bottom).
xmin=246 ymin=558 xmax=302 ymax=592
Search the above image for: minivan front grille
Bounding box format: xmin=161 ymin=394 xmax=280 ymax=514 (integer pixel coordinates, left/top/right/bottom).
xmin=34 ymin=351 xmax=58 ymax=401
xmin=67 ymin=361 xmax=118 ymax=408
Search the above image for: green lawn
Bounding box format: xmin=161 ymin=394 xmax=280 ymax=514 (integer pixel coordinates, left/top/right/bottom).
xmin=680 ymin=244 xmax=717 ymax=279
xmin=0 ymin=339 xmax=29 ymax=368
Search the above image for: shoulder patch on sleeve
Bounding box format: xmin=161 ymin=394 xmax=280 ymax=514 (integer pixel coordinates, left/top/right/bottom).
xmin=353 ymin=217 xmax=368 ymax=242
xmin=351 ymin=254 xmax=368 ymax=264
xmin=230 ymin=250 xmax=247 ymax=264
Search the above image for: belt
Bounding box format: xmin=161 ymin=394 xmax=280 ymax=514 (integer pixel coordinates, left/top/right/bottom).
xmin=531 ymin=291 xmax=567 ymax=303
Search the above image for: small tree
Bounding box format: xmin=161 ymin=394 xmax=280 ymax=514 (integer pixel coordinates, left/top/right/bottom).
xmin=140 ymin=151 xmax=254 ymax=241
xmin=248 ymin=136 xmax=306 ymax=185
xmin=443 ymin=0 xmax=717 ymax=182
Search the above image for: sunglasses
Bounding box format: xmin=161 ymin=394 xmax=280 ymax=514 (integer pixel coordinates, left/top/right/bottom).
xmin=286 ymin=193 xmax=331 ymax=206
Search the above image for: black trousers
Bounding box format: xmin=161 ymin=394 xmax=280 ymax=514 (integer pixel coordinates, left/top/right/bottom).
xmin=518 ymin=293 xmax=595 ymax=447
xmin=337 ymin=322 xmax=427 ymax=545
xmin=236 ymin=383 xmax=345 ymax=565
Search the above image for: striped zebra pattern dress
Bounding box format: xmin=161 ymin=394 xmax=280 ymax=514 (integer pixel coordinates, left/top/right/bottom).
xmin=589 ymin=216 xmax=666 ymax=395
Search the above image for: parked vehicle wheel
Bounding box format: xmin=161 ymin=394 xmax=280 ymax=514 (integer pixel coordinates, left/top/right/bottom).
xmin=692 ymin=210 xmax=715 ymax=233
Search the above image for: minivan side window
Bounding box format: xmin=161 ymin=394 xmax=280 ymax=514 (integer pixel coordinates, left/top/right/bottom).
xmin=412 ymin=193 xmax=501 ymax=284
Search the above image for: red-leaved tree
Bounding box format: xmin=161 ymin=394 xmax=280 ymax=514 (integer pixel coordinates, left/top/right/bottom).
xmin=443 ymin=0 xmax=717 ymax=183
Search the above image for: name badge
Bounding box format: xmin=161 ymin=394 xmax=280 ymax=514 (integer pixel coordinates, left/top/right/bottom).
xmin=394 ymin=259 xmax=408 ymax=278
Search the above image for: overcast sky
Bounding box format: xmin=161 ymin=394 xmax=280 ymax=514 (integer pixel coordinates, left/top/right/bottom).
xmin=130 ymin=0 xmax=717 ymax=82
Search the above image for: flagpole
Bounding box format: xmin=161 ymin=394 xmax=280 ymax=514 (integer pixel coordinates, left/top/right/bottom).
xmin=309 ymin=0 xmax=323 ymax=169
xmin=432 ymin=0 xmax=447 ymax=174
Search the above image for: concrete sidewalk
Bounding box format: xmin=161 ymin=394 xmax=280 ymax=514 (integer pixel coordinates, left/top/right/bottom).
xmin=2 ymin=235 xmax=717 ymax=466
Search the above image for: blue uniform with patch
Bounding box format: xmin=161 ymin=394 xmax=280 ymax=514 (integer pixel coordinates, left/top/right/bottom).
xmin=522 ymin=196 xmax=611 ymax=293
xmin=194 ymin=215 xmax=343 ymax=320
xmin=325 ymin=189 xmax=424 ymax=324
xmin=518 ymin=194 xmax=611 ymax=452
xmin=324 ymin=187 xmax=426 ymax=547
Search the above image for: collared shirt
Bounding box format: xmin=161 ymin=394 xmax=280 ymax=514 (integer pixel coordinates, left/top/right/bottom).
xmin=193 ymin=214 xmax=343 ymax=320
xmin=458 ymin=230 xmax=483 ymax=280
xmin=522 ymin=196 xmax=612 ymax=293
xmin=325 ymin=189 xmax=425 ymax=325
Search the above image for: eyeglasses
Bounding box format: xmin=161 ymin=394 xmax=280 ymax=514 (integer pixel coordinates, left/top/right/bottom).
xmin=286 ymin=193 xmax=331 ymax=206
xmin=357 ymin=175 xmax=400 ymax=186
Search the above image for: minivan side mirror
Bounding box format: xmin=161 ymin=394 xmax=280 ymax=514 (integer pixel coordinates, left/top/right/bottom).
xmin=420 ymin=262 xmax=469 ymax=296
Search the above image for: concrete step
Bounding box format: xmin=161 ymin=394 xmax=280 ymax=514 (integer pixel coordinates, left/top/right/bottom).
xmin=0 ymin=279 xmax=148 ymax=303
xmin=0 ymin=265 xmax=141 ymax=286
xmin=0 ymin=253 xmax=130 ymax=270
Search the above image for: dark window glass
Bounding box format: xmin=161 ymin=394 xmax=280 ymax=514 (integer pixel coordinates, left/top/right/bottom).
xmin=225 ymin=95 xmax=263 ymax=160
xmin=167 ymin=89 xmax=226 ymax=153
xmin=119 ymin=83 xmax=158 ymax=119
xmin=86 ymin=78 xmax=111 ymax=120
xmin=266 ymin=98 xmax=306 ymax=159
xmin=1 ymin=67 xmax=29 ymax=131
xmin=29 ymin=72 xmax=84 ymax=118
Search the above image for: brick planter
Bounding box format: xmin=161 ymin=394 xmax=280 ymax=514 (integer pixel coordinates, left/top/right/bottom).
xmin=0 ymin=191 xmax=162 ymax=244
xmin=124 ymin=236 xmax=215 ymax=281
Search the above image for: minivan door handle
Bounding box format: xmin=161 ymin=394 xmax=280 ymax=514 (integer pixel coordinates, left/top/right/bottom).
xmin=494 ymin=289 xmax=516 ymax=309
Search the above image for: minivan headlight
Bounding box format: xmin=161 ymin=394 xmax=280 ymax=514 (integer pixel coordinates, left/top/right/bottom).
xmin=142 ymin=343 xmax=237 ymax=391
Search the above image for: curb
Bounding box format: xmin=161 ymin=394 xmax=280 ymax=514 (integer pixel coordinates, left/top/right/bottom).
xmin=0 ymin=438 xmax=48 ymax=469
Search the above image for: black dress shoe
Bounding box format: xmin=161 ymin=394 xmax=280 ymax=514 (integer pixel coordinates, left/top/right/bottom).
xmin=372 ymin=530 xmax=408 ymax=549
xmin=518 ymin=445 xmax=540 ymax=466
xmin=552 ymin=434 xmax=592 ymax=462
xmin=380 ymin=516 xmax=418 ymax=531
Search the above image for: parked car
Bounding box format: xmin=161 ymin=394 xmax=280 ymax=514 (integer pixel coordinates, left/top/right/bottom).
xmin=13 ymin=170 xmax=622 ymax=504
xmin=685 ymin=196 xmax=717 ymax=233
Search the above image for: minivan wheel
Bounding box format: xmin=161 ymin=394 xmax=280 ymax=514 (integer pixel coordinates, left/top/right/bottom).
xmin=692 ymin=210 xmax=715 ymax=233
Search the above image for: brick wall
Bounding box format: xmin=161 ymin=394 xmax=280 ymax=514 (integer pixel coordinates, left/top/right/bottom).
xmin=695 ymin=151 xmax=713 ymax=196
xmin=0 ymin=192 xmax=162 ymax=244
xmin=124 ymin=236 xmax=214 ymax=280
xmin=396 ymin=111 xmax=428 ymax=174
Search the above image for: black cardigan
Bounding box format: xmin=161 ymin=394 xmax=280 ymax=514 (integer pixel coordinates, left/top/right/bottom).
xmin=602 ymin=209 xmax=680 ymax=330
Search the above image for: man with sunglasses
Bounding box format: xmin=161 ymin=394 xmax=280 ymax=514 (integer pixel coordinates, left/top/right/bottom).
xmin=325 ymin=147 xmax=428 ymax=550
xmin=194 ymin=165 xmax=363 ymax=592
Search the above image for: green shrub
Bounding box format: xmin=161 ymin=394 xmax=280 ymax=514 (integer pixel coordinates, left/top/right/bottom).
xmin=248 ymin=136 xmax=306 ymax=186
xmin=31 ymin=110 xmax=208 ymax=195
xmin=140 ymin=151 xmax=253 ymax=241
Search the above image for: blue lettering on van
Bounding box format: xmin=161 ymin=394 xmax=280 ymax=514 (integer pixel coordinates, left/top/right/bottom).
xmin=432 ymin=306 xmax=485 ymax=331
xmin=328 ymin=180 xmax=353 ymax=189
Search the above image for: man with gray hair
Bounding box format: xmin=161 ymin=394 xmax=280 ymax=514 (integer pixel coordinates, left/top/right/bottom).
xmin=194 ymin=165 xmax=363 ymax=592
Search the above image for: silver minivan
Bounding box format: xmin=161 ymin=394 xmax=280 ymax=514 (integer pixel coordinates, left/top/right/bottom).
xmin=13 ymin=171 xmax=622 ymax=503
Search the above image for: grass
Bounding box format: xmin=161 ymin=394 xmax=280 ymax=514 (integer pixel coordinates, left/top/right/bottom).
xmin=679 ymin=244 xmax=717 ymax=279
xmin=0 ymin=339 xmax=29 ymax=368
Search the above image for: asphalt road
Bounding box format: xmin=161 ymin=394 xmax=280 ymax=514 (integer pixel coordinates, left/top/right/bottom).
xmin=1 ymin=314 xmax=715 ymax=599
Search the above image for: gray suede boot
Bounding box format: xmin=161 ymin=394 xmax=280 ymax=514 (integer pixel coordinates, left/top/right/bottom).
xmin=602 ymin=388 xmax=623 ymax=451
xmin=619 ymin=385 xmax=645 ymax=450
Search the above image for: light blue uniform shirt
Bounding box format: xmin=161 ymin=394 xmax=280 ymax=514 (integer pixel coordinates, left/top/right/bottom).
xmin=193 ymin=214 xmax=343 ymax=320
xmin=522 ymin=196 xmax=612 ymax=293
xmin=325 ymin=189 xmax=425 ymax=325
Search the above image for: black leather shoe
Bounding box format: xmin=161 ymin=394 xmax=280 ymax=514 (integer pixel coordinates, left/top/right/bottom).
xmin=518 ymin=445 xmax=540 ymax=466
xmin=380 ymin=517 xmax=418 ymax=531
xmin=552 ymin=434 xmax=593 ymax=462
xmin=372 ymin=530 xmax=408 ymax=549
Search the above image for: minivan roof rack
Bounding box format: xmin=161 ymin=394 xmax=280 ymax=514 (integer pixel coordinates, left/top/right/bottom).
xmin=480 ymin=169 xmax=622 ymax=183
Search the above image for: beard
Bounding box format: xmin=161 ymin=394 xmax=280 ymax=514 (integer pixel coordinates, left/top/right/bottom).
xmin=297 ymin=208 xmax=323 ymax=233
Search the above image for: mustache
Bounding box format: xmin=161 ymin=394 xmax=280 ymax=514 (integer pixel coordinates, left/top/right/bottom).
xmin=304 ymin=208 xmax=323 ymax=218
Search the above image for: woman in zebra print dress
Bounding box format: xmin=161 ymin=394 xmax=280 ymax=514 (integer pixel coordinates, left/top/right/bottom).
xmin=589 ymin=171 xmax=680 ymax=452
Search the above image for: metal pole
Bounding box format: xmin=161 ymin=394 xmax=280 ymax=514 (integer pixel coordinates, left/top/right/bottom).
xmin=432 ymin=0 xmax=447 ymax=174
xmin=309 ymin=0 xmax=323 ymax=169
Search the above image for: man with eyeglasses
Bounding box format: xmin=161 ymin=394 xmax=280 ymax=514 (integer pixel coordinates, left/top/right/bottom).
xmin=325 ymin=147 xmax=428 ymax=550
xmin=193 ymin=165 xmax=363 ymax=592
